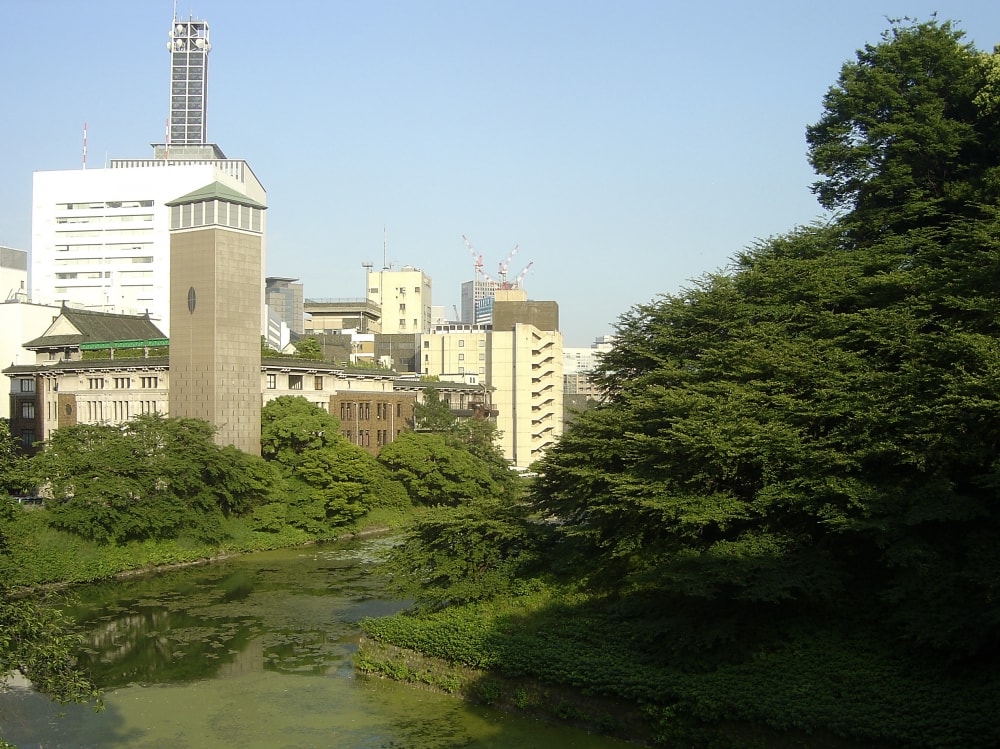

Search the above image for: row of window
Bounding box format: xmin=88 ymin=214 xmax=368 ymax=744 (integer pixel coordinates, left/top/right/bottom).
xmin=57 ymin=200 xmax=153 ymax=210
xmin=340 ymin=402 xmax=404 ymax=420
xmin=342 ymin=428 xmax=403 ymax=447
xmin=266 ymin=374 xmax=326 ymax=391
xmin=422 ymin=339 xmax=486 ymax=348
xmin=86 ymin=376 xmax=159 ymax=390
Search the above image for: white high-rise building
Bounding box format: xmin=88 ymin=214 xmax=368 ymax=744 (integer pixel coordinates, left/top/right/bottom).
xmin=30 ymin=14 xmax=265 ymax=336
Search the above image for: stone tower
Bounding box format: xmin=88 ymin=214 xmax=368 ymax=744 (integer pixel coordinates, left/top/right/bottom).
xmin=167 ymin=182 xmax=265 ymax=455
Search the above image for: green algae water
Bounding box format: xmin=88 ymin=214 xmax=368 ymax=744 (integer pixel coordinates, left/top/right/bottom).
xmin=0 ymin=536 xmax=633 ymax=748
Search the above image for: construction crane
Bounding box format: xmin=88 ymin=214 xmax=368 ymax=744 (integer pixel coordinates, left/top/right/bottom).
xmin=461 ymin=235 xmax=532 ymax=288
xmin=462 ymin=235 xmax=487 ymax=280
xmin=511 ymin=261 xmax=534 ymax=289
xmin=498 ymin=244 xmax=519 ymax=286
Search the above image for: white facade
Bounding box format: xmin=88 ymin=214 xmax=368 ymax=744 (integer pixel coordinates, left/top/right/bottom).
xmin=31 ymin=161 xmax=265 ymax=335
xmin=0 ymin=301 xmax=62 ymax=419
xmin=420 ymin=329 xmax=488 ymax=379
xmin=366 ymin=266 xmax=432 ymax=334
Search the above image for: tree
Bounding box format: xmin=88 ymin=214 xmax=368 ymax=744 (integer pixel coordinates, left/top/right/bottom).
xmin=293 ymin=336 xmax=323 ymax=360
xmin=414 ymin=386 xmax=518 ymax=495
xmin=0 ymin=420 xmax=31 ymax=496
xmin=31 ymin=414 xmax=273 ymax=544
xmin=380 ymin=496 xmax=551 ymax=608
xmin=806 ymin=18 xmax=996 ymax=238
xmin=1 ymin=499 xmax=102 ymax=722
xmin=261 ymin=395 xmax=342 ymax=462
xmin=533 ymin=18 xmax=1000 ymax=661
xmin=413 ymin=386 xmax=456 ymax=432
xmin=257 ymin=396 xmax=406 ymax=532
xmin=377 ymin=431 xmax=506 ymax=506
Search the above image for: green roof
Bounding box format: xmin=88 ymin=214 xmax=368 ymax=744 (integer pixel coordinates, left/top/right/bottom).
xmin=165 ymin=181 xmax=266 ymax=209
xmin=23 ymin=307 xmax=166 ymax=349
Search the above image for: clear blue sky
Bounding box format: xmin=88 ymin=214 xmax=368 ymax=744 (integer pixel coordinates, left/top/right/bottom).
xmin=3 ymin=1 xmax=999 ymax=346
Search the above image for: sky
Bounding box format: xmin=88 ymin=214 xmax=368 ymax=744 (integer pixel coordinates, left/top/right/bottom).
xmin=3 ymin=1 xmax=1000 ymax=346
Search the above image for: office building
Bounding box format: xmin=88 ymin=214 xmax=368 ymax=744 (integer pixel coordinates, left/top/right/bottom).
xmin=265 ymin=277 xmax=304 ymax=335
xmin=366 ymin=266 xmax=432 ymax=334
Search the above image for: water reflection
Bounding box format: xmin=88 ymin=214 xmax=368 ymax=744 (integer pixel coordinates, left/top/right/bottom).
xmin=0 ymin=537 xmax=634 ymax=748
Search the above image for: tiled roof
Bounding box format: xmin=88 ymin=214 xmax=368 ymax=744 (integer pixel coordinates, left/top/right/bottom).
xmin=165 ymin=182 xmax=266 ymax=209
xmin=22 ymin=307 xmax=166 ymax=349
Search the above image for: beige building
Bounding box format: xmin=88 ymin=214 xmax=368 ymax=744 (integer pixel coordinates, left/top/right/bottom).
xmin=366 ymin=266 xmax=432 ymax=334
xmin=420 ymin=290 xmax=562 ymax=469
xmin=4 ymin=308 xmax=494 ymax=457
xmin=167 ymin=182 xmax=265 ymax=455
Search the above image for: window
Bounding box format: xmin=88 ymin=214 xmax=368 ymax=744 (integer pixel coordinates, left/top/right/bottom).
xmin=459 ymin=340 xmax=465 ymax=347
xmin=141 ymin=376 xmax=159 ymax=388
xmin=114 ymin=377 xmax=131 ymax=389
xmin=423 ymin=340 xmax=429 ymax=348
xmin=479 ymin=353 xmax=486 ymax=360
xmin=20 ymin=430 xmax=34 ymax=448
xmin=267 ymin=374 xmax=277 ymax=389
xmin=397 ymin=403 xmax=402 ymax=417
xmin=19 ymin=379 xmax=34 ymax=393
xmin=88 ymin=377 xmax=105 ymax=390
xmin=314 ymin=376 xmax=324 ymax=390
xmin=458 ymin=353 xmax=465 ymax=361
xmin=21 ymin=402 xmax=35 ymax=419
xmin=289 ymin=375 xmax=303 ymax=390
xmin=399 ymin=303 xmax=406 ymax=312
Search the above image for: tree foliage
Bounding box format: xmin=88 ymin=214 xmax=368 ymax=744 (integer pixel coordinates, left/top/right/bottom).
xmin=257 ymin=396 xmax=408 ymax=532
xmin=31 ymin=414 xmax=274 ymax=544
xmin=0 ymin=419 xmax=31 ymax=496
xmin=531 ymin=17 xmax=1000 ymax=662
xmin=377 ymin=431 xmax=509 ymax=506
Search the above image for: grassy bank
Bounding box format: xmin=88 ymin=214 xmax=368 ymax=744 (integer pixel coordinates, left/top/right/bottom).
xmin=358 ymin=584 xmax=1000 ymax=749
xmin=0 ymin=504 xmax=407 ymax=591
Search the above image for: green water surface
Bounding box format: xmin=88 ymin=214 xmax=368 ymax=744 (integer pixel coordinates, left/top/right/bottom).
xmin=0 ymin=537 xmax=633 ymax=748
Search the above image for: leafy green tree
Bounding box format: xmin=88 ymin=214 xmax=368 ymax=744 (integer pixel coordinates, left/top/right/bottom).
xmin=1 ymin=499 xmax=101 ymax=721
xmin=257 ymin=396 xmax=406 ymax=532
xmin=414 ymin=386 xmax=518 ymax=496
xmin=293 ymin=336 xmax=323 ymax=360
xmin=533 ymin=18 xmax=1000 ymax=661
xmin=31 ymin=414 xmax=272 ymax=544
xmin=806 ymin=18 xmax=997 ymax=238
xmin=381 ymin=496 xmax=551 ymax=608
xmin=413 ymin=386 xmax=457 ymax=432
xmin=377 ymin=431 xmax=506 ymax=506
xmin=0 ymin=419 xmax=31 ymax=496
xmin=261 ymin=395 xmax=342 ymax=462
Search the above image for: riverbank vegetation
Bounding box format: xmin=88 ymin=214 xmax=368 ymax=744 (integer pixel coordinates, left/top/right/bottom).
xmin=359 ymin=18 xmax=1000 ymax=748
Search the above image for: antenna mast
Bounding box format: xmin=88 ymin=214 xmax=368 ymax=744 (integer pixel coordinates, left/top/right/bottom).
xmin=82 ymin=122 xmax=87 ymax=169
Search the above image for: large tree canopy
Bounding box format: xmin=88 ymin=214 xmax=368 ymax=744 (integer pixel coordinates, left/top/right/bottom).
xmin=532 ymin=18 xmax=1000 ymax=661
xmin=31 ymin=414 xmax=273 ymax=544
xmin=806 ymin=18 xmax=1000 ymax=237
xmin=257 ymin=396 xmax=408 ymax=532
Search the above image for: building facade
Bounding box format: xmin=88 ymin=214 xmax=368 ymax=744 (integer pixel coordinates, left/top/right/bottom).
xmin=366 ymin=266 xmax=432 ymax=334
xmin=265 ymin=277 xmax=304 ymax=335
xmin=167 ymin=182 xmax=265 ymax=455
